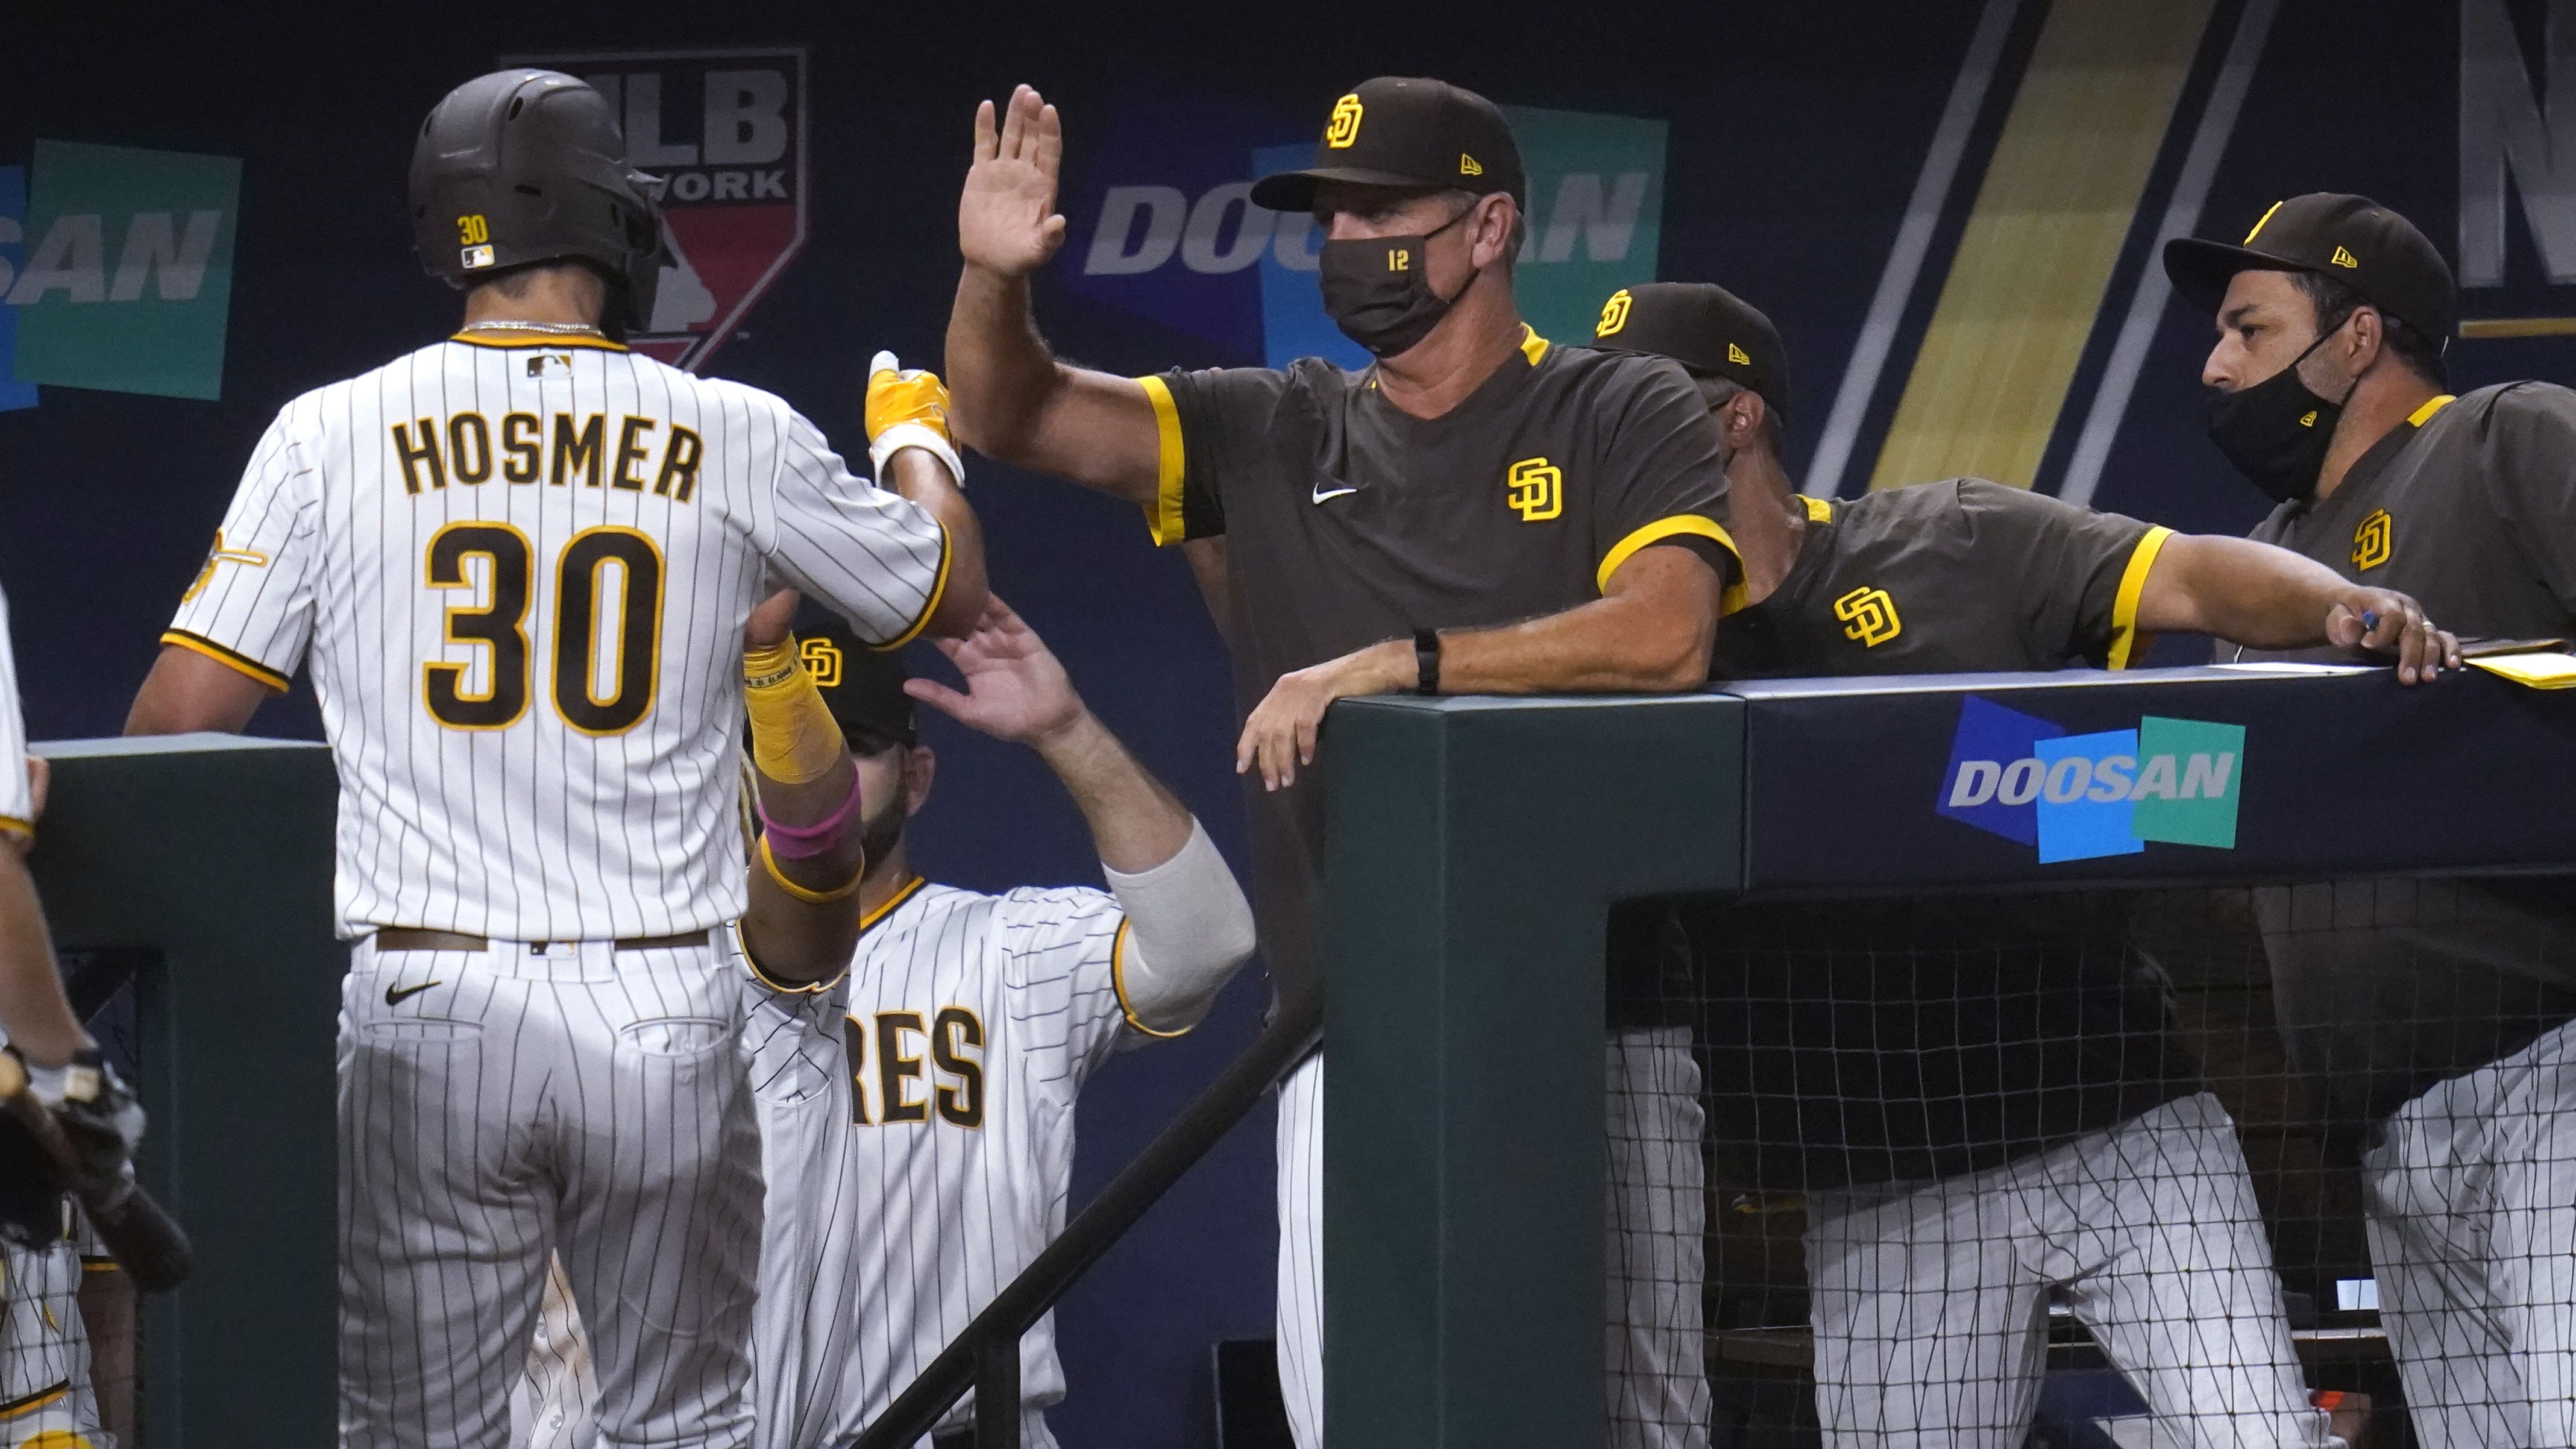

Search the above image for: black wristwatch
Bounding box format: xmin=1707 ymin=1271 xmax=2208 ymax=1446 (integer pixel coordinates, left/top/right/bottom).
xmin=1413 ymin=629 xmax=1442 ymax=696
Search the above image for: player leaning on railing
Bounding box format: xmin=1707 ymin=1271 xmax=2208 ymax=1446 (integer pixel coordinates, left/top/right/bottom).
xmin=1593 ymin=280 xmax=2458 ymax=1449
xmin=2170 ymin=193 xmax=2576 ymax=1449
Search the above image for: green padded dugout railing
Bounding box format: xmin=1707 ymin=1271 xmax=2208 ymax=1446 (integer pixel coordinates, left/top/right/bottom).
xmin=31 ymin=734 xmax=340 ymax=1448
xmin=1324 ymin=694 xmax=1745 ymax=1449
xmin=1321 ymin=667 xmax=2576 ymax=1449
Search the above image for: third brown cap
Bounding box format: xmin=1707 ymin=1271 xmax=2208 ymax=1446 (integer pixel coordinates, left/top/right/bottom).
xmin=2163 ymin=193 xmax=2457 ymax=347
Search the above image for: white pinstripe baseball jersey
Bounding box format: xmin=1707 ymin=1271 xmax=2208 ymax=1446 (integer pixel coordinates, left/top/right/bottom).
xmin=167 ymin=333 xmax=949 ymax=940
xmin=745 ymin=878 xmax=1149 ymax=1448
xmin=0 ymin=585 xmax=34 ymax=840
xmin=0 ymin=1159 xmax=108 ymax=1445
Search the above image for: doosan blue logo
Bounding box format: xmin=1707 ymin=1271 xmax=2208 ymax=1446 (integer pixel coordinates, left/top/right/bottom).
xmin=1937 ymin=697 xmax=2245 ymax=863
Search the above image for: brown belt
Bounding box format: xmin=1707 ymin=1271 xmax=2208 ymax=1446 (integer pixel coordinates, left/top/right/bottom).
xmin=374 ymin=928 xmax=712 ymax=953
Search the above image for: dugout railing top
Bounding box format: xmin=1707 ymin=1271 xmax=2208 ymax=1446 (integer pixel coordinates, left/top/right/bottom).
xmin=27 ymin=665 xmax=2576 ymax=1446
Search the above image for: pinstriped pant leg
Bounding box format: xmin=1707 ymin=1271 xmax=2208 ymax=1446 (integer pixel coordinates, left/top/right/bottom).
xmin=1276 ymin=1053 xmax=1324 ymax=1449
xmin=339 ymin=943 xmax=550 ymax=1449
xmin=1605 ymin=1026 xmax=1711 ymax=1449
xmin=554 ymin=944 xmax=761 ymax=1449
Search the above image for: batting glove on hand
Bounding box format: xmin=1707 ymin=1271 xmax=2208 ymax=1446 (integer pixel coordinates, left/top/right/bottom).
xmin=27 ymin=1048 xmax=144 ymax=1205
xmin=865 ymin=351 xmax=966 ymax=489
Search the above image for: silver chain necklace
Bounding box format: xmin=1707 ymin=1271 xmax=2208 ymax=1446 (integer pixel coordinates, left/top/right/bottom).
xmin=459 ymin=319 xmax=605 ymax=338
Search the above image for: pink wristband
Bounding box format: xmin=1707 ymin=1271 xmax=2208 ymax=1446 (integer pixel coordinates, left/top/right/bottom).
xmin=756 ymin=772 xmax=865 ymax=860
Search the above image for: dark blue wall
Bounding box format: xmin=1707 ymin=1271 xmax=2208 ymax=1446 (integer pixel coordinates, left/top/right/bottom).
xmin=7 ymin=3 xmax=2571 ymax=1445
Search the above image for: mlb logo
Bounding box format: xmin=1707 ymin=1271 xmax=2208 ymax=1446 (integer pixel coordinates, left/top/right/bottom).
xmin=502 ymin=46 xmax=809 ymax=372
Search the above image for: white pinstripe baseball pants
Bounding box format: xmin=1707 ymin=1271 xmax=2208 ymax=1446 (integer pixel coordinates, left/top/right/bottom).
xmin=1275 ymin=1029 xmax=1712 ymax=1449
xmin=2361 ymin=1016 xmax=2576 ymax=1449
xmin=338 ymin=936 xmax=762 ymax=1449
xmin=1803 ymin=1092 xmax=2336 ymax=1449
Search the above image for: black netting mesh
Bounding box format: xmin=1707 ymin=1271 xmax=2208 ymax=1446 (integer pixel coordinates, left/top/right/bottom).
xmin=1603 ymin=879 xmax=2576 ymax=1449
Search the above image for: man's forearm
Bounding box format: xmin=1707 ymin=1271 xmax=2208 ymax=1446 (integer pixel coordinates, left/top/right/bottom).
xmin=2145 ymin=535 xmax=2349 ymax=649
xmin=947 ymin=264 xmax=1066 ymax=466
xmin=740 ymin=747 xmax=867 ymax=987
xmin=1435 ymin=553 xmax=1721 ymax=694
xmin=881 ymin=449 xmax=989 ymax=639
xmin=0 ymin=849 xmax=84 ymax=1066
xmin=1034 ymin=709 xmax=1193 ymax=875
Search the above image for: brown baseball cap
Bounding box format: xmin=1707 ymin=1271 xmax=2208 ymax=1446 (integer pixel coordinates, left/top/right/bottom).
xmin=2164 ymin=192 xmax=2458 ymax=345
xmin=1589 ymin=282 xmax=1793 ymax=421
xmin=1251 ymin=77 xmax=1526 ymax=213
xmin=792 ymin=602 xmax=916 ymax=750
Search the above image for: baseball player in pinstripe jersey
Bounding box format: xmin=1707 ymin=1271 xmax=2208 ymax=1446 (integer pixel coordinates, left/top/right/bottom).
xmin=121 ymin=71 xmax=987 ymax=1449
xmin=0 ymin=582 xmax=139 ymax=1449
xmin=515 ymin=594 xmax=1258 ymax=1449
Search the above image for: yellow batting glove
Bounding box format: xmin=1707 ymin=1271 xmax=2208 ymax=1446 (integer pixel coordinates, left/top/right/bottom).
xmin=865 ymin=350 xmax=966 ymax=489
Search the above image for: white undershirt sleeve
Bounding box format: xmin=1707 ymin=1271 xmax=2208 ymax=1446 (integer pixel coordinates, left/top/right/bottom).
xmin=1102 ymin=819 xmax=1257 ymax=1037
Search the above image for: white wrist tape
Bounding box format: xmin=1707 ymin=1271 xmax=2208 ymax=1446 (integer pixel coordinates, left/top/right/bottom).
xmin=869 ymin=424 xmax=966 ymax=492
xmin=1102 ymin=819 xmax=1257 ymax=1035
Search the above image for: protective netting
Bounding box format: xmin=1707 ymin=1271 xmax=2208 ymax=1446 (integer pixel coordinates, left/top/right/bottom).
xmin=1605 ymin=880 xmax=2576 ymax=1449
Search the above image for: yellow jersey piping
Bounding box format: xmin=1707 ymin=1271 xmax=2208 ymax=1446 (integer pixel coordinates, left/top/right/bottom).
xmin=2106 ymin=525 xmax=2175 ymax=670
xmin=1136 ymin=376 xmax=1189 ymax=546
xmin=1597 ymin=514 xmax=1742 ymax=597
xmin=1110 ymin=919 xmax=1192 ymax=1039
xmin=2407 ymin=394 xmax=2457 ymax=427
xmin=875 ymin=523 xmax=953 ymax=652
xmin=1519 ymin=324 xmax=1551 ymax=366
xmin=161 ymin=629 xmax=289 ymax=692
xmin=448 ymin=332 xmax=629 ymax=353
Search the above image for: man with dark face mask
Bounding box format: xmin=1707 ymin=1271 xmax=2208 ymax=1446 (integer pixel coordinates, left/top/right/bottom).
xmin=946 ymin=79 xmax=1758 ymax=1449
xmin=2168 ymin=195 xmax=2576 ymax=1448
xmin=1596 ymin=280 xmax=2468 ymax=1449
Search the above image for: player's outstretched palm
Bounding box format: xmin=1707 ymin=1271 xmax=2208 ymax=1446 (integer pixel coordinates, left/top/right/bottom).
xmin=960 ymin=85 xmax=1067 ymax=278
xmin=906 ymin=596 xmax=1084 ymax=745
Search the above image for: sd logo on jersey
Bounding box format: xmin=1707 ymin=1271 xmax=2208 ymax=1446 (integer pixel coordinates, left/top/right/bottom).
xmin=501 ymin=46 xmax=810 ymax=372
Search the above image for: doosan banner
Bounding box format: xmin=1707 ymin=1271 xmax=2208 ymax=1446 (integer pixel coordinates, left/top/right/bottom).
xmin=7 ymin=140 xmax=242 ymax=401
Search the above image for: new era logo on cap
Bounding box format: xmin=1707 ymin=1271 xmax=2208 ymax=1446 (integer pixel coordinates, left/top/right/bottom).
xmin=1727 ymin=342 xmax=1751 ymax=365
xmin=1461 ymin=153 xmax=1482 ymax=176
xmin=2331 ymin=245 xmax=2359 ymax=268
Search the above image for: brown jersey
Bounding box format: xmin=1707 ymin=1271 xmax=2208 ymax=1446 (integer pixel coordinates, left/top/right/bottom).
xmin=1714 ymin=479 xmax=2166 ymax=680
xmin=1142 ymin=328 xmax=1740 ymax=999
xmin=2232 ymin=383 xmax=2576 ymax=1140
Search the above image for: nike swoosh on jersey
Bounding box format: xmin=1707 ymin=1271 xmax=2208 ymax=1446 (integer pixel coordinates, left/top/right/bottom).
xmin=1312 ymin=483 xmax=1360 ymax=504
xmin=385 ymin=981 xmax=442 ymax=1007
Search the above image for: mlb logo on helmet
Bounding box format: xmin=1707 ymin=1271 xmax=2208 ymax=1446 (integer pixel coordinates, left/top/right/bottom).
xmin=1937 ymin=697 xmax=2244 ymax=864
xmin=501 ymin=47 xmax=808 ymax=371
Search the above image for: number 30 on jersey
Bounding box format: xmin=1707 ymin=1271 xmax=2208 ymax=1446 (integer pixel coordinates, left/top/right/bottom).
xmin=423 ymin=522 xmax=664 ymax=735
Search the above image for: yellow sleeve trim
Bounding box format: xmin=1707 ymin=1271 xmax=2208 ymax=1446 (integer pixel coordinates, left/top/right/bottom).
xmin=1597 ymin=514 xmax=1742 ymax=596
xmin=2407 ymin=394 xmax=2457 ymax=427
xmin=0 ymin=816 xmax=29 ymax=840
xmin=160 ymin=630 xmax=290 ymax=692
xmin=80 ymin=1258 xmax=121 ymax=1273
xmin=2105 ymin=525 xmax=2175 ymax=670
xmin=1110 ymin=918 xmax=1192 ymax=1039
xmin=1136 ymin=375 xmax=1189 ymax=547
xmin=1518 ymin=324 xmax=1551 ymax=366
xmin=875 ymin=522 xmax=952 ymax=652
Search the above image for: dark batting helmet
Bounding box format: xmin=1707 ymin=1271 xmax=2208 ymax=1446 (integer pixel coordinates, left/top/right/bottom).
xmin=408 ymin=69 xmax=671 ymax=337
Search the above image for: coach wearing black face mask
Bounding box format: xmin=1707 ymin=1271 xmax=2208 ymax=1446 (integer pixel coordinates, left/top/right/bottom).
xmin=2170 ymin=195 xmax=2576 ymax=1449
xmin=947 ymin=77 xmax=1760 ymax=1449
xmin=2166 ymin=192 xmax=2576 ymax=649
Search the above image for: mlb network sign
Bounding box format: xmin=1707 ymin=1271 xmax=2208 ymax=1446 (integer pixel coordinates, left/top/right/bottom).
xmin=1065 ymin=98 xmax=1665 ymax=368
xmin=1938 ymin=697 xmax=2244 ymax=864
